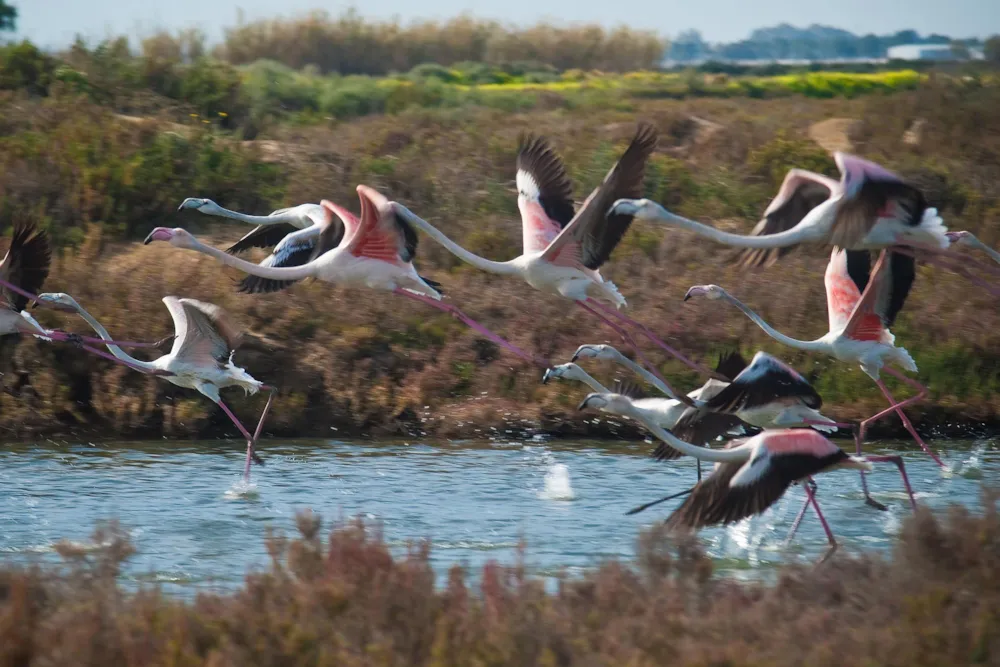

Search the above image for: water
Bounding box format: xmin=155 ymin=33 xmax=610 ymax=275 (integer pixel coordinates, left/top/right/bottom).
xmin=0 ymin=436 xmax=996 ymax=595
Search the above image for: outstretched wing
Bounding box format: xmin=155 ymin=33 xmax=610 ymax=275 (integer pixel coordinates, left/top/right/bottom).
xmin=541 ymin=123 xmax=658 ymax=270
xmin=226 ymin=222 xmax=299 ymax=255
xmin=237 ymin=226 xmax=323 ymax=295
xmin=830 ymin=152 xmax=928 ymax=249
xmin=164 ymin=297 xmax=243 ymax=367
xmin=655 ymin=410 xmax=745 ymax=459
xmin=516 ymin=133 xmax=576 ymax=254
xmin=702 ymin=351 xmax=822 ymax=413
xmin=348 ymin=186 xmax=418 ymax=264
xmin=0 ymin=224 xmax=51 ymax=312
xmin=737 ymin=169 xmax=837 ymax=268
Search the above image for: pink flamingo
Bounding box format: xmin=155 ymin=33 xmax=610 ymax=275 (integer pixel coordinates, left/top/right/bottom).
xmin=389 ymin=123 xmax=723 ymax=403
xmin=579 ymin=391 xmax=912 ymax=561
xmin=610 ymin=151 xmax=1000 ymax=293
xmin=36 ymin=292 xmax=273 ymax=485
xmin=146 ymin=186 xmax=542 ymax=367
xmin=1 ymin=224 xmax=166 ymax=348
xmin=684 ymin=248 xmax=935 ymax=511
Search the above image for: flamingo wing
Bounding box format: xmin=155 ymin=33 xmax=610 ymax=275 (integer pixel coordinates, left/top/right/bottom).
xmin=737 ymin=169 xmax=837 ymax=268
xmin=541 ymin=122 xmax=658 ymax=270
xmin=237 ymin=226 xmax=323 ymax=295
xmin=516 ymin=134 xmax=576 ymax=254
xmin=703 ymin=351 xmax=822 ymax=413
xmin=163 ymin=297 xmax=244 ymax=368
xmin=666 ymin=432 xmax=847 ymax=529
xmin=713 ymin=348 xmax=749 ymax=382
xmin=830 ymin=152 xmax=928 ymax=249
xmin=659 ymin=409 xmax=746 ymax=456
xmin=842 ymin=249 xmax=914 ymax=340
xmin=225 ymin=222 xmax=299 ymax=255
xmin=0 ymin=224 xmax=50 ymax=312
xmin=825 ymin=248 xmax=876 ymax=338
xmin=841 ymin=249 xmax=915 ymax=330
xmin=346 ymin=186 xmax=418 ymax=264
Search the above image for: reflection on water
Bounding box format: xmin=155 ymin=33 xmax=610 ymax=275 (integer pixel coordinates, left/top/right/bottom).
xmin=0 ymin=436 xmax=996 ymax=595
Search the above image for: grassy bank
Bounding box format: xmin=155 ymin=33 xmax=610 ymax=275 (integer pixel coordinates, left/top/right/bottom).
xmin=1 ymin=69 xmax=999 ymax=441
xmin=2 ymin=492 xmax=999 ymax=665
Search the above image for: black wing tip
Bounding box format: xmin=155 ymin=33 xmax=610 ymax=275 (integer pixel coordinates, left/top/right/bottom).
xmin=714 ymin=348 xmax=748 ymax=381
xmin=651 ymin=441 xmax=683 ymax=461
xmin=235 ymin=275 xmax=300 ymax=295
xmin=419 ymin=275 xmax=444 ymax=294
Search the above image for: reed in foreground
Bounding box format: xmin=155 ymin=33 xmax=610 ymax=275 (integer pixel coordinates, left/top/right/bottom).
xmin=1 ymin=491 xmax=999 ymax=666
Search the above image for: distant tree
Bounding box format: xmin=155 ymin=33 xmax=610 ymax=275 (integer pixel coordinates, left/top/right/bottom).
xmin=0 ymin=1 xmax=16 ymax=32
xmin=985 ymin=35 xmax=1000 ymax=64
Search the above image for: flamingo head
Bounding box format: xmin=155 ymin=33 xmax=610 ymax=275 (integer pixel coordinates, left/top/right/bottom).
xmin=144 ymin=227 xmax=198 ymax=248
xmin=684 ymin=284 xmax=726 ymax=302
xmin=577 ymin=392 xmax=633 ymax=417
xmin=35 ymin=292 xmax=82 ymax=313
xmin=945 ymin=230 xmax=973 ymax=247
xmin=570 ymin=344 xmax=617 ymax=362
xmin=177 ymin=198 xmax=220 ymax=214
xmin=542 ymin=363 xmax=585 ymax=384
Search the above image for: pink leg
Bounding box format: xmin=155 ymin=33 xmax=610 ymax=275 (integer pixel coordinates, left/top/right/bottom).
xmin=576 ymin=301 xmax=696 ymax=407
xmin=0 ymin=278 xmax=42 ymax=306
xmin=863 ymin=368 xmax=944 ymax=468
xmin=585 ymin=299 xmax=726 ymax=381
xmin=56 ymin=332 xmax=173 ymax=349
xmin=894 ymin=241 xmax=1000 ymax=276
xmin=785 ymin=478 xmax=838 ymax=562
xmin=216 ymin=398 xmax=261 ymax=484
xmin=892 ymin=247 xmax=1000 ymax=296
xmin=395 ymin=289 xmax=550 ymax=368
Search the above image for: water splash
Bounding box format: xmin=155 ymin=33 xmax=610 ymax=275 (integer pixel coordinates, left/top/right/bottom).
xmin=224 ymin=478 xmax=259 ymax=499
xmin=539 ymin=463 xmax=576 ymax=501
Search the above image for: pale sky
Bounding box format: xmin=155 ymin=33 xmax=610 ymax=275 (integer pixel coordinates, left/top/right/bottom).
xmin=15 ymin=0 xmax=1000 ymax=49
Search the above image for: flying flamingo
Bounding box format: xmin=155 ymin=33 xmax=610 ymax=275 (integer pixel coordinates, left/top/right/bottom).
xmin=578 ymin=391 xmax=914 ymax=560
xmin=177 ymin=198 xmax=329 ymax=295
xmin=542 ymin=354 xmax=742 ymax=479
xmin=147 ymin=186 xmax=542 ymax=367
xmin=610 ymin=152 xmax=950 ymax=263
xmin=389 ymin=123 xmax=723 ymax=401
xmin=35 ymin=292 xmax=273 ymax=484
xmin=683 ymin=247 xmax=936 ymax=511
xmin=579 ymin=392 xmax=862 ymax=559
xmin=1 ymin=225 xmax=166 ymax=348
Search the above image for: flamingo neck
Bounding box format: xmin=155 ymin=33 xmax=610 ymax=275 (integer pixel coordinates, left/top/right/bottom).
xmin=626 ymin=407 xmax=750 ymax=462
xmin=569 ymin=367 xmax=611 ymax=393
xmin=652 ymin=209 xmax=820 ymax=249
xmin=605 ymin=348 xmax=676 ymax=398
xmin=392 ymin=205 xmax=520 ymax=276
xmin=186 ymin=239 xmax=318 ymax=281
xmin=207 ymin=206 xmax=300 ymax=227
xmin=72 ymin=304 xmax=156 ymax=370
xmin=720 ymin=294 xmax=828 ymax=352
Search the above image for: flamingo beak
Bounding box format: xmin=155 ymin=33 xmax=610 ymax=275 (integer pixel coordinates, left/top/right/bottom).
xmin=683 ymin=286 xmax=705 ymax=302
xmin=144 ymin=228 xmax=174 ymax=245
xmin=541 ymin=368 xmax=553 ymax=384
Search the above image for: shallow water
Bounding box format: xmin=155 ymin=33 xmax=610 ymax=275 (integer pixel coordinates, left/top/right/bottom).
xmin=0 ymin=435 xmax=996 ymax=595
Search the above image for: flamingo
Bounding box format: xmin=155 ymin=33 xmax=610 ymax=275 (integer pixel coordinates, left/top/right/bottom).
xmin=1 ymin=225 xmax=166 ymax=348
xmin=683 ymin=247 xmax=936 ymax=511
xmin=35 ymin=292 xmax=274 ymax=484
xmin=148 ymin=186 xmax=543 ymax=366
xmin=611 ymin=152 xmax=955 ymax=262
xmin=389 ymin=123 xmax=723 ymax=401
xmin=177 ymin=198 xmax=329 ymax=295
xmin=578 ymin=391 xmax=914 ymax=560
xmin=946 ymin=231 xmax=1000 ymax=265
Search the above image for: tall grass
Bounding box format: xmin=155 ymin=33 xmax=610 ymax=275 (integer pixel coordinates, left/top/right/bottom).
xmin=2 ymin=492 xmax=1000 ymax=665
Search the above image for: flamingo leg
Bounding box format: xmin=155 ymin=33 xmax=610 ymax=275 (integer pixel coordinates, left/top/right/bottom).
xmin=216 ymin=398 xmax=263 ymax=484
xmin=576 ymin=301 xmax=696 ymax=407
xmin=57 ymin=332 xmax=173 ymax=349
xmin=394 ymin=289 xmax=550 ymax=368
xmin=584 ymin=299 xmax=726 ymax=381
xmin=864 ymin=368 xmax=944 ymax=468
xmin=784 ymin=478 xmax=837 ymax=563
xmin=892 ymin=247 xmax=1000 ymax=296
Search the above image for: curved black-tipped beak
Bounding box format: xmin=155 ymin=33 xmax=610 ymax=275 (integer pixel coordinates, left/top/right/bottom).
xmin=683 ymin=288 xmax=695 ymax=302
xmin=576 ymin=396 xmax=592 ymax=411
xmin=541 ymin=369 xmax=552 ymax=384
xmin=570 ymin=352 xmax=581 ymax=362
xmin=143 ymin=231 xmax=156 ymax=245
xmin=176 ymin=203 xmax=185 ymax=212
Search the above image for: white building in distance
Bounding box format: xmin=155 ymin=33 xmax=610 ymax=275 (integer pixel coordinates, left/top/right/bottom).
xmin=887 ymin=44 xmax=984 ymax=61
